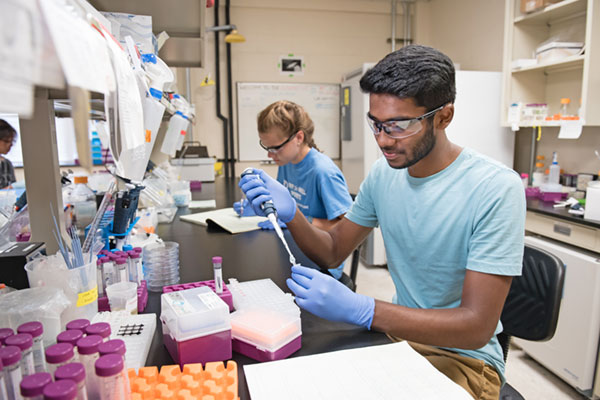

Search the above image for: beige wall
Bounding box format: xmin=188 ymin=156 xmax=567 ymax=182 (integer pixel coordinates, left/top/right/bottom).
xmin=157 ymin=0 xmax=599 ymax=178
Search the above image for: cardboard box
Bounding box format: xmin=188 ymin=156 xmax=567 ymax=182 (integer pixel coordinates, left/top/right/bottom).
xmin=520 ymin=0 xmax=562 ymax=14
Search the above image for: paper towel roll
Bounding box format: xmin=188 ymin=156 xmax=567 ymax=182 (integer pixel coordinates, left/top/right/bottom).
xmin=584 ymin=181 xmax=600 ymax=221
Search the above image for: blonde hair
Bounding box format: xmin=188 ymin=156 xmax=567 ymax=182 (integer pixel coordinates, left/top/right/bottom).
xmin=257 ymin=100 xmax=320 ymax=151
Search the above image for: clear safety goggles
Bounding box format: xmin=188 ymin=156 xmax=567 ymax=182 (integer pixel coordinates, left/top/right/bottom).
xmin=366 ymin=104 xmax=446 ymax=139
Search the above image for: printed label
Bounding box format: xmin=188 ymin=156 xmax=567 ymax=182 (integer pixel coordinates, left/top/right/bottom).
xmin=165 ymin=291 xmax=195 ymax=316
xmin=77 ymin=286 xmax=98 ymax=307
xmin=198 ymin=291 xmax=221 ymax=310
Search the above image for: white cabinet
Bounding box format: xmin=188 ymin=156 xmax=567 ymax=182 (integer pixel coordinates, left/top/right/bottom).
xmin=501 ymin=0 xmax=600 ymax=126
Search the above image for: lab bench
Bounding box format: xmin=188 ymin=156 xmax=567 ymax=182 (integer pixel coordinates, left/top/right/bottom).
xmin=141 ymin=177 xmax=391 ymax=399
xmin=523 ymin=198 xmax=600 ymax=397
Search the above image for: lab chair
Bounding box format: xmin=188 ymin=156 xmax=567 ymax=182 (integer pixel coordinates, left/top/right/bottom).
xmin=498 ymin=243 xmax=565 ymax=399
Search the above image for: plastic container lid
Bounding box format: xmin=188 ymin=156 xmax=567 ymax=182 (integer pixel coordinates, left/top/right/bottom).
xmin=98 ymin=339 xmax=126 ymax=357
xmin=231 ymin=306 xmax=302 ymax=352
xmin=17 ymin=321 xmax=44 ymax=338
xmin=73 ymin=176 xmax=88 ymax=184
xmin=212 ymin=256 xmax=222 ymax=264
xmin=5 ymin=333 xmax=34 ymax=351
xmin=115 ymin=257 xmax=127 ymax=265
xmin=95 ymin=354 xmax=124 ymax=377
xmin=0 ymin=345 xmax=22 ymax=366
xmin=0 ymin=357 xmax=2 ymax=372
xmin=127 ymin=251 xmax=140 ymax=259
xmin=76 ymin=335 xmax=103 ymax=355
xmin=43 ymin=380 xmax=77 ymax=400
xmin=123 ymin=245 xmax=133 ymax=251
xmin=133 ymin=247 xmax=143 ymax=253
xmin=45 ymin=343 xmax=74 ymax=364
xmin=0 ymin=327 xmax=14 ymax=345
xmin=20 ymin=372 xmax=53 ymax=397
xmin=85 ymin=322 xmax=111 ymax=339
xmin=54 ymin=362 xmax=86 ymax=383
xmin=160 ymin=286 xmax=230 ymax=342
xmin=66 ymin=319 xmax=90 ymax=332
xmin=561 ymin=97 xmax=571 ymax=104
xmin=57 ymin=330 xmax=84 ymax=346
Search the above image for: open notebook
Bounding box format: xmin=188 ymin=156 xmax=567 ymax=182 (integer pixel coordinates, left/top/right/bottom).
xmin=180 ymin=207 xmax=268 ymax=234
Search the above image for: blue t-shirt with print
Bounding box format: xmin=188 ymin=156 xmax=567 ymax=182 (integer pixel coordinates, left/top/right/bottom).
xmin=278 ymin=148 xmax=353 ymax=279
xmin=345 ymin=148 xmax=525 ymax=383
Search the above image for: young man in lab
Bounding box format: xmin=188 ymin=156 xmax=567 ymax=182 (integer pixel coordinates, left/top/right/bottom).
xmin=240 ymin=45 xmax=525 ymax=399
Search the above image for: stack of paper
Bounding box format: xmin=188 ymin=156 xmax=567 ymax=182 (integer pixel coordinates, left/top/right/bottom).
xmin=180 ymin=207 xmax=267 ymax=234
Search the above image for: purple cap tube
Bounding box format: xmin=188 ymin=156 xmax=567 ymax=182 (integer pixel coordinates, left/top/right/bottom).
xmin=45 ymin=343 xmax=74 ymax=364
xmin=20 ymin=372 xmax=52 ymax=397
xmin=54 ymin=362 xmax=85 ymax=384
xmin=17 ymin=322 xmax=44 ymax=339
xmin=5 ymin=333 xmax=33 ymax=351
xmin=84 ymin=323 xmax=111 ymax=340
xmin=66 ymin=319 xmax=90 ymax=332
xmin=57 ymin=330 xmax=84 ymax=347
xmin=94 ymin=354 xmax=123 ymax=377
xmin=0 ymin=346 xmax=21 ymax=367
xmin=0 ymin=328 xmax=14 ymax=345
xmin=76 ymin=335 xmax=102 ymax=356
xmin=98 ymin=339 xmax=126 ymax=357
xmin=42 ymin=380 xmax=77 ymax=400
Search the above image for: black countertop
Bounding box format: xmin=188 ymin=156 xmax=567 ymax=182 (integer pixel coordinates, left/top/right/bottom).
xmin=143 ymin=178 xmax=391 ymax=399
xmin=526 ymin=197 xmax=600 ymax=229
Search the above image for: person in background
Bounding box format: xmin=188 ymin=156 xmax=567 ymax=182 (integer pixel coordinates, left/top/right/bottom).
xmin=234 ymin=100 xmax=353 ymax=280
xmin=0 ymin=119 xmax=17 ymax=189
xmin=239 ymin=45 xmax=525 ymax=399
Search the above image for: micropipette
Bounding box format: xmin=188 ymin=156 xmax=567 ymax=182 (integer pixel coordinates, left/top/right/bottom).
xmin=240 ymin=168 xmax=297 ymax=266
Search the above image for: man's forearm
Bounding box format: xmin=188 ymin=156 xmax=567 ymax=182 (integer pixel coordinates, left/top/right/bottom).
xmin=286 ymin=208 xmax=341 ymax=267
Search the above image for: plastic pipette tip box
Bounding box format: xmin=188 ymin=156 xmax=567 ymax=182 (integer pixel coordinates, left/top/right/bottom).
xmin=231 ymin=307 xmax=302 ymax=362
xmin=129 ymin=361 xmax=239 ymax=400
xmin=161 ymin=287 xmax=232 ymax=367
xmin=97 ymin=280 xmax=148 ymax=313
xmin=162 ymin=280 xmax=233 ymax=312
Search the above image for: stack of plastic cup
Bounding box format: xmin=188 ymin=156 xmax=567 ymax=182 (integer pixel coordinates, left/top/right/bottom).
xmin=143 ymin=242 xmax=180 ymax=292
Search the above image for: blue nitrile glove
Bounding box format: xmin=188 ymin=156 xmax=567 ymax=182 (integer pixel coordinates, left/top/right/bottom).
xmin=258 ymin=219 xmax=287 ymax=230
xmin=286 ymin=264 xmax=375 ymax=329
xmin=233 ymin=199 xmax=256 ymax=217
xmin=239 ymin=169 xmax=297 ymax=223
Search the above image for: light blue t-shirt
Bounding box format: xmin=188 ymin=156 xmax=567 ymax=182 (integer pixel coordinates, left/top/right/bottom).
xmin=278 ymin=148 xmax=353 ymax=279
xmin=346 ymin=148 xmax=525 ymax=383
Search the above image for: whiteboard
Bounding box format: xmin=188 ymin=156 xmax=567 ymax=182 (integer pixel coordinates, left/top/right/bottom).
xmin=236 ymin=82 xmax=340 ymax=161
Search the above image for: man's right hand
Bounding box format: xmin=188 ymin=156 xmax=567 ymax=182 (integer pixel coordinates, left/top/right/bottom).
xmin=239 ymin=169 xmax=297 ymax=223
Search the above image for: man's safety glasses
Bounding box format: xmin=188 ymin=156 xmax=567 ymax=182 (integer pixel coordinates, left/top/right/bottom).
xmin=259 ymin=132 xmax=297 ymax=153
xmin=366 ymin=104 xmax=446 ymax=139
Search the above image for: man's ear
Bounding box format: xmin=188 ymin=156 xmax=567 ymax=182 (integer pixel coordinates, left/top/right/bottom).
xmin=436 ymin=103 xmax=454 ymax=130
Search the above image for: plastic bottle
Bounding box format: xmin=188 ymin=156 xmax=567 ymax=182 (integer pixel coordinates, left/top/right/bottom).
xmin=42 ymin=380 xmax=77 ymax=400
xmin=96 ymin=258 xmax=105 ymax=298
xmin=45 ymin=344 xmax=76 ymax=375
xmin=97 ymin=340 xmax=129 ymax=396
xmin=548 ymin=152 xmax=561 ymax=186
xmin=84 ymin=324 xmax=111 ymax=343
xmin=101 ymin=258 xmax=117 ymax=293
xmin=559 ymin=97 xmax=570 ymax=118
xmin=520 ymin=173 xmax=529 ymax=188
xmin=70 ymin=177 xmax=97 ymax=230
xmin=95 ymin=354 xmax=128 ymax=400
xmin=161 ymin=111 xmax=189 ymax=157
xmin=532 ymin=162 xmax=546 ymax=187
xmin=17 ymin=322 xmax=45 ymax=374
xmin=5 ymin=333 xmax=35 ymax=377
xmin=76 ymin=336 xmax=102 ymax=400
xmin=0 ymin=358 xmax=8 ymax=400
xmin=0 ymin=346 xmax=23 ymax=400
xmin=126 ymin=251 xmax=141 ymax=285
xmin=20 ymin=372 xmax=52 ymax=400
xmin=54 ymin=363 xmax=87 ymax=400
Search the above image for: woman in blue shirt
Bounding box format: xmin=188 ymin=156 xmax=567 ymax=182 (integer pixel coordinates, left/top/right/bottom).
xmin=235 ymin=100 xmax=352 ymax=279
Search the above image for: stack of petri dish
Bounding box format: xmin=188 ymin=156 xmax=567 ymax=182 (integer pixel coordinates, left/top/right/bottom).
xmin=143 ymin=242 xmax=180 ymax=292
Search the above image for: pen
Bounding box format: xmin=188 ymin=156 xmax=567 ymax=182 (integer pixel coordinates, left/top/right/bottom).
xmin=212 ymin=256 xmax=223 ymax=293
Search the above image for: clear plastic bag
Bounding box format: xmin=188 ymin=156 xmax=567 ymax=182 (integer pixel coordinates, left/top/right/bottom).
xmin=0 ymin=286 xmax=70 ymax=347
